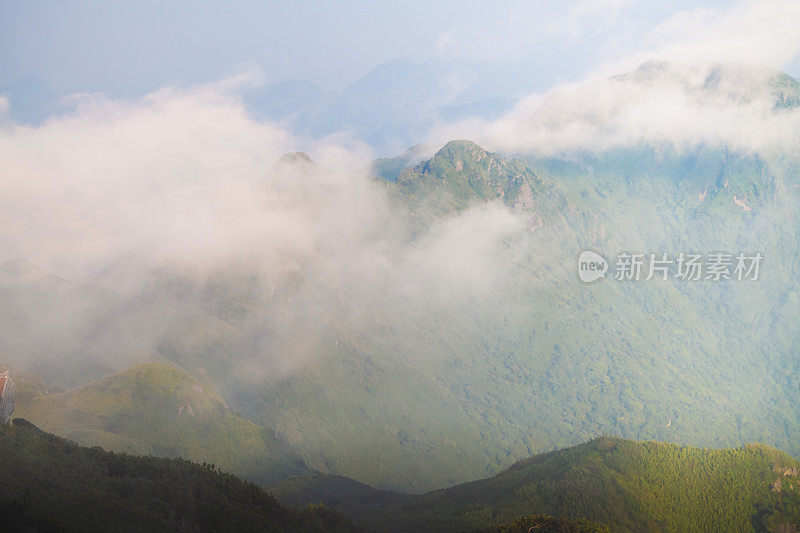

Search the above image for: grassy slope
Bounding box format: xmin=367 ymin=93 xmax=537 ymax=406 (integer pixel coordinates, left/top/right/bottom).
xmin=0 ymin=419 xmax=352 ymax=532
xmin=19 ymin=362 xmax=309 ymax=486
xmin=273 ymin=437 xmax=800 ymax=532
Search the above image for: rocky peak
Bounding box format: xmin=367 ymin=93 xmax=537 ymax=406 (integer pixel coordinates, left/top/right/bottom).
xmin=391 ymin=139 xmax=563 ymax=228
xmin=398 ymin=139 xmax=523 ymax=186
xmin=277 ymin=152 xmax=314 ymax=165
xmin=261 ymin=151 xmax=320 ymax=188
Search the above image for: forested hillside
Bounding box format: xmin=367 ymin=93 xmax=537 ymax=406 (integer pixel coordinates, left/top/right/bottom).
xmin=273 ymin=436 xmax=800 ymax=532
xmin=1 ymin=65 xmax=799 ymax=495
xmin=4 ymin=125 xmax=800 ymax=493
xmin=0 ymin=419 xmax=353 ymax=532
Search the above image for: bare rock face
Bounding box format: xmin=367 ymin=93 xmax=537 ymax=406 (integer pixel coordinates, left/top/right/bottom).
xmin=513 ymin=182 xmax=536 ymax=212
xmin=0 ymin=369 xmax=15 ymax=424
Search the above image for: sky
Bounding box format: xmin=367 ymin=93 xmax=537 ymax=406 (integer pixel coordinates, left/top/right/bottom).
xmin=4 ymin=0 xmax=797 ymax=99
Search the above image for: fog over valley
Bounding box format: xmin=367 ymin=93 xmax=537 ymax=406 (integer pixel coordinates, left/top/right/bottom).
xmin=2 ymin=2 xmax=800 ymax=531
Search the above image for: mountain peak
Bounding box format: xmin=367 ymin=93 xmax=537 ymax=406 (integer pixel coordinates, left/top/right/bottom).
xmin=261 ymin=152 xmax=320 ymax=187
xmin=277 ymin=151 xmax=314 ymax=165
xmin=438 ymin=139 xmax=486 ymax=153
xmin=399 ymin=139 xmax=518 ymax=184
xmin=431 ymin=139 xmax=494 ymax=164
xmin=393 ymin=139 xmax=558 ymax=224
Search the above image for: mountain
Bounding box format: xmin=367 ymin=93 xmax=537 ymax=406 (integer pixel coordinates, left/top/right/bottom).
xmin=245 ymin=79 xmax=326 ymax=120
xmin=243 ymin=58 xmax=532 ymax=154
xmin=369 ymin=142 xmax=433 ymax=183
xmin=478 ymin=515 xmax=608 ymax=533
xmin=273 ymin=436 xmax=800 ymax=532
xmin=0 ymin=353 xmax=48 ymax=410
xmin=615 ymin=60 xmax=800 ymax=109
xmin=3 ymin=122 xmax=800 ymax=496
xmin=250 ymin=135 xmax=800 ymax=493
xmin=18 ymin=363 xmax=310 ymax=486
xmin=394 ymin=139 xmax=573 ymax=227
xmin=0 ymin=258 xmax=145 ymax=388
xmin=0 ymin=419 xmax=353 ymax=532
xmin=397 ymin=140 xmax=542 ymax=206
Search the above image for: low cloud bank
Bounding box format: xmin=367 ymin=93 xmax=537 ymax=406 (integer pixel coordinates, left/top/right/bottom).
xmin=433 ymin=61 xmax=800 ymax=157
xmin=0 ymin=81 xmax=524 ymax=380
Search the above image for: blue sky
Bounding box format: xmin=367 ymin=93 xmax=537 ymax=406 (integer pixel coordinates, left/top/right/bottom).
xmin=5 ymin=0 xmax=791 ymax=99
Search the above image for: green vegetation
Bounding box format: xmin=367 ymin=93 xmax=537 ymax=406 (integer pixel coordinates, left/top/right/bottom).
xmin=479 ymin=514 xmax=609 ymax=533
xmin=0 ymin=419 xmax=353 ymax=532
xmin=9 ymin=134 xmax=800 ymax=496
xmin=246 ymin=137 xmax=800 ymax=492
xmin=393 ymin=139 xmax=574 ymax=228
xmin=3 ymin=70 xmax=800 ymax=496
xmin=274 ymin=436 xmax=800 ymax=532
xmin=4 ymin=417 xmax=797 ymax=532
xmin=18 ymin=363 xmax=310 ymax=486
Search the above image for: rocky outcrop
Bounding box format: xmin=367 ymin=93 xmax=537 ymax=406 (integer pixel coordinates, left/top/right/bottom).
xmin=0 ymin=369 xmax=15 ymax=424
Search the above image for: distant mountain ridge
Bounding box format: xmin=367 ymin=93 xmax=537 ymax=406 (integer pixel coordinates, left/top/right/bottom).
xmin=244 ymin=57 xmax=533 ymax=154
xmin=273 ymin=436 xmax=800 ymax=532
xmin=615 ymin=60 xmax=800 ymax=109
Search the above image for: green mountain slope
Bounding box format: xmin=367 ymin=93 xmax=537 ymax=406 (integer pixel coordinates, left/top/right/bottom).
xmin=368 ymin=142 xmax=430 ymax=182
xmin=394 ymin=139 xmax=575 ymax=228
xmin=479 ymin=514 xmax=609 ymax=533
xmin=18 ymin=363 xmax=310 ymax=486
xmin=0 ymin=419 xmax=353 ymax=532
xmin=4 ymin=102 xmax=800 ymax=495
xmin=273 ymin=436 xmax=800 ymax=532
xmin=228 ymin=136 xmax=800 ymax=493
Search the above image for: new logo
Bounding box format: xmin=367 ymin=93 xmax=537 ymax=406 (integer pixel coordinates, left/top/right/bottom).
xmin=578 ymin=250 xmax=608 ymax=283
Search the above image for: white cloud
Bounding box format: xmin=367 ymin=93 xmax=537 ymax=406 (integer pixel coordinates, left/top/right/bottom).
xmin=0 ymin=85 xmax=297 ymax=275
xmin=0 ymin=76 xmax=530 ymax=380
xmin=432 ymin=0 xmax=800 ymax=88
xmin=428 ymin=0 xmax=800 ymax=158
xmin=646 ymin=0 xmax=800 ymax=69
xmin=0 ymin=75 xmax=524 ymax=297
xmin=433 ymin=61 xmax=800 ymax=156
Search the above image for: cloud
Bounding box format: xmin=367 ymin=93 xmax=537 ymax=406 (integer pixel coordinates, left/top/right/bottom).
xmin=431 ymin=60 xmax=800 ymax=157
xmin=0 ymin=78 xmax=526 ymax=382
xmin=0 ymin=85 xmax=298 ymax=274
xmin=644 ymin=0 xmax=800 ymax=70
xmin=416 ymin=1 xmax=800 ymax=160
xmin=433 ymin=1 xmax=800 ymax=73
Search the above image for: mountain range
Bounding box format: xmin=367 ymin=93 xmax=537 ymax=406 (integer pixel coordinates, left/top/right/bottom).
xmin=1 ymin=61 xmax=800 ymax=531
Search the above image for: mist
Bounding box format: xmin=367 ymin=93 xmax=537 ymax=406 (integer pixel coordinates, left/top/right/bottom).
xmin=432 ymin=61 xmax=800 ymax=157
xmin=0 ymin=80 xmax=527 ymax=387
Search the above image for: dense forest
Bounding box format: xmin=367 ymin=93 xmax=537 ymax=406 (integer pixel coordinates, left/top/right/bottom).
xmin=0 ymin=418 xmax=613 ymax=532
xmin=0 ymin=419 xmax=353 ymax=532
xmin=273 ymin=436 xmax=800 ymax=532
